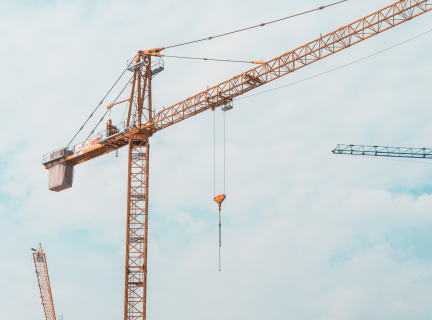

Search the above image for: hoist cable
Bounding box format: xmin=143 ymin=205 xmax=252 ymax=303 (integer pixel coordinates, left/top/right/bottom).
xmin=219 ymin=208 xmax=221 ymax=272
xmin=223 ymin=110 xmax=226 ymax=194
xmin=64 ymin=59 xmax=135 ymax=151
xmin=214 ymin=109 xmax=216 ymax=198
xmin=213 ymin=109 xmax=221 ymax=271
xmin=235 ymin=29 xmax=432 ymax=101
xmin=163 ymin=0 xmax=347 ymax=50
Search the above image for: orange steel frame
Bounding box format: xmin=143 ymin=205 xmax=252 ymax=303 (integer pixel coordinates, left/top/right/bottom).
xmin=33 ymin=244 xmax=56 ymax=320
xmin=42 ymin=1 xmax=431 ymax=320
xmin=124 ymin=136 xmax=150 ymax=320
xmin=124 ymin=53 xmax=152 ymax=320
xmin=47 ymin=0 xmax=432 ymax=170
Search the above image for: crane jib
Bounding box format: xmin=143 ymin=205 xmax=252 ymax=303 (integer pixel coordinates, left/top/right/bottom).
xmin=146 ymin=0 xmax=432 ymax=132
xmin=333 ymin=144 xmax=432 ymax=159
xmin=43 ymin=0 xmax=431 ymax=170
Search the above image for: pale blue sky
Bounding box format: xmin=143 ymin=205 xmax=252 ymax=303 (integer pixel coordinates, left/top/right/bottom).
xmin=1 ymin=0 xmax=432 ymax=319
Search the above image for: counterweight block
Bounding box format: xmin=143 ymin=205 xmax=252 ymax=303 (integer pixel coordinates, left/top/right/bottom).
xmin=48 ymin=162 xmax=74 ymax=192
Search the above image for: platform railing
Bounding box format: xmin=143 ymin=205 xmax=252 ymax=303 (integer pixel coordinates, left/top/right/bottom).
xmin=42 ymin=119 xmax=137 ymax=165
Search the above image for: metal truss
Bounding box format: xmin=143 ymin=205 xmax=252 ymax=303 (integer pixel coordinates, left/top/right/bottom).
xmin=147 ymin=0 xmax=432 ymax=132
xmin=127 ymin=54 xmax=154 ymax=128
xmin=333 ymin=144 xmax=432 ymax=158
xmin=124 ymin=136 xmax=150 ymax=320
xmin=32 ymin=244 xmax=56 ymax=320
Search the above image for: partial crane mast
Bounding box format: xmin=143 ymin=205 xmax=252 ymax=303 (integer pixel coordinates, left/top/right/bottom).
xmin=40 ymin=2 xmax=432 ymax=320
xmin=122 ymin=52 xmax=153 ymax=320
xmin=32 ymin=244 xmax=57 ymax=320
xmin=333 ymin=144 xmax=432 ymax=159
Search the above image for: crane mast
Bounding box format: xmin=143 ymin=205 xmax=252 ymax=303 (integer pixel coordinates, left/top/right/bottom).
xmin=123 ymin=53 xmax=152 ymax=320
xmin=32 ymin=244 xmax=56 ymax=320
xmin=40 ymin=1 xmax=432 ymax=320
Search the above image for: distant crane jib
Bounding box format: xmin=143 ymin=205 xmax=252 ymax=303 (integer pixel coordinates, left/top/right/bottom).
xmin=333 ymin=144 xmax=432 ymax=159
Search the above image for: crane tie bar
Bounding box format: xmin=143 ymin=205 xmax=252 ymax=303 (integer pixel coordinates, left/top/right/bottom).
xmin=163 ymin=0 xmax=348 ymax=50
xmin=160 ymin=54 xmax=264 ymax=64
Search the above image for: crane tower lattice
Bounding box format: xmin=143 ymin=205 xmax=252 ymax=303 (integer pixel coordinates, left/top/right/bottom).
xmin=32 ymin=244 xmax=56 ymax=320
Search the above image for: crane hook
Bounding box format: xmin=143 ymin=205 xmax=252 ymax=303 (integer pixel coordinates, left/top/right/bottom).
xmin=214 ymin=194 xmax=226 ymax=211
xmin=214 ymin=194 xmax=226 ymax=271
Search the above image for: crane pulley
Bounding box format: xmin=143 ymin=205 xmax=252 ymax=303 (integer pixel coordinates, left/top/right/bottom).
xmin=40 ymin=1 xmax=432 ymax=320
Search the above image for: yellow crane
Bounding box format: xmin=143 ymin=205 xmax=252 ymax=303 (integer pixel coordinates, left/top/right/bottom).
xmin=41 ymin=1 xmax=431 ymax=319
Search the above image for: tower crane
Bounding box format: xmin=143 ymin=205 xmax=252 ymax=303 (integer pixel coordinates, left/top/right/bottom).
xmin=31 ymin=244 xmax=61 ymax=320
xmin=41 ymin=1 xmax=432 ymax=319
xmin=333 ymin=144 xmax=432 ymax=159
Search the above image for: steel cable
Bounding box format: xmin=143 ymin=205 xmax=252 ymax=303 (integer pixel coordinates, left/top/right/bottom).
xmin=161 ymin=55 xmax=258 ymax=64
xmin=64 ymin=59 xmax=135 ymax=151
xmin=223 ymin=110 xmax=225 ymax=195
xmin=84 ymin=74 xmax=134 ymax=142
xmin=163 ymin=0 xmax=347 ymax=50
xmin=214 ymin=107 xmax=216 ymax=198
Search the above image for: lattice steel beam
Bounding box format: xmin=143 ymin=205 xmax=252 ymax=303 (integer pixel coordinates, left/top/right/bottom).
xmin=124 ymin=136 xmax=150 ymax=320
xmin=146 ymin=0 xmax=432 ymax=132
xmin=332 ymin=144 xmax=432 ymax=158
xmin=32 ymin=244 xmax=56 ymax=320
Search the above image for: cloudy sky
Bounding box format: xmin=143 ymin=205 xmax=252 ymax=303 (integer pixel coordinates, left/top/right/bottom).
xmin=1 ymin=0 xmax=432 ymax=319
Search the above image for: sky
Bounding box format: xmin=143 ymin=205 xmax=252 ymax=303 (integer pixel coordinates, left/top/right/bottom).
xmin=1 ymin=0 xmax=432 ymax=319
